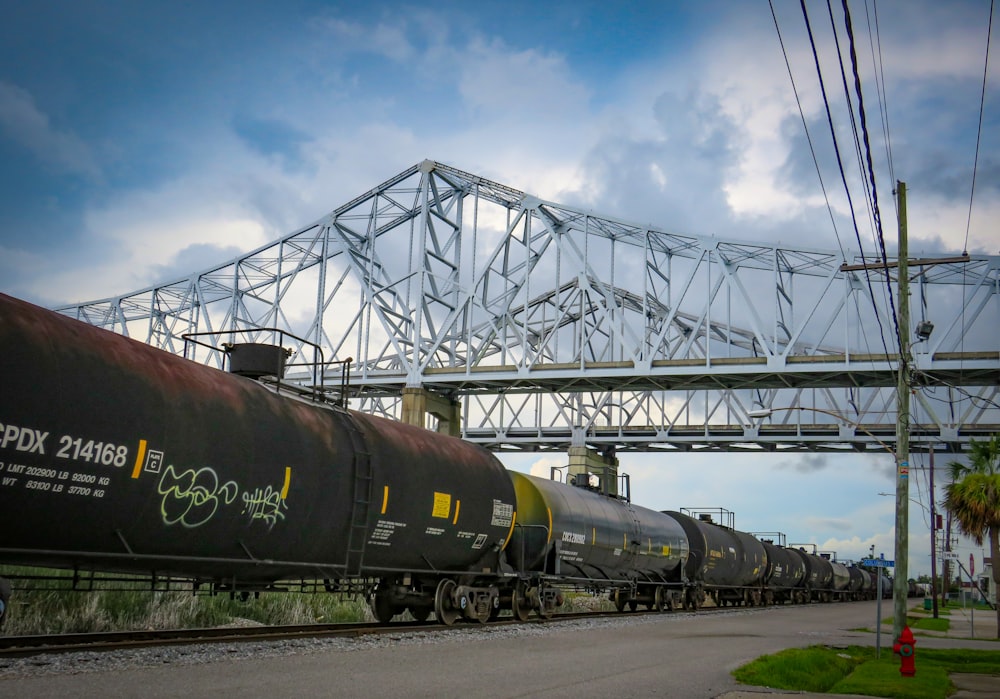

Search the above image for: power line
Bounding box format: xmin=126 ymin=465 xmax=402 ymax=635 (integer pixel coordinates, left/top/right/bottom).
xmin=964 ymin=0 xmax=994 ymax=254
xmin=768 ymin=0 xmax=845 ymax=256
xmin=769 ymin=0 xmax=886 ymax=365
xmin=840 ymin=0 xmax=905 ymax=363
xmin=864 ymin=0 xmax=895 ymax=187
xmin=797 ymin=0 xmax=895 ymax=359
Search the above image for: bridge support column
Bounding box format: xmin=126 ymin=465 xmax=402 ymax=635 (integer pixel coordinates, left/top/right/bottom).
xmin=401 ymin=387 xmax=461 ymax=437
xmin=567 ymin=446 xmax=619 ymax=497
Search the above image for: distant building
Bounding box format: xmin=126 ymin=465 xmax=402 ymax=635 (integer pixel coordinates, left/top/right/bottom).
xmin=980 ymin=558 xmax=995 ymax=606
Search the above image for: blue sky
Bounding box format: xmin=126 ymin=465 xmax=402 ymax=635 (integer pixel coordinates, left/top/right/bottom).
xmin=1 ymin=0 xmax=997 ymax=579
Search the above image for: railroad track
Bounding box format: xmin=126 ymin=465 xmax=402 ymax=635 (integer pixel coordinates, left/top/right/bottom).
xmin=0 ymin=607 xmax=734 ymax=658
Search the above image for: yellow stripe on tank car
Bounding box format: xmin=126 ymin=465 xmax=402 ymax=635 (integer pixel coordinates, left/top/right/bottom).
xmin=547 ymin=508 xmax=553 ymax=546
xmin=381 ymin=486 xmax=389 ymax=514
xmin=131 ymin=439 xmax=147 ymax=479
xmin=452 ymin=499 xmax=461 ymax=524
xmin=592 ymin=527 xmax=596 ymax=545
xmin=280 ymin=467 xmax=291 ymax=499
xmin=502 ymin=511 xmax=517 ymax=548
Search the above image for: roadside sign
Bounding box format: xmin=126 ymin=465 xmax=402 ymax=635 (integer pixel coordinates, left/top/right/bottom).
xmin=860 ymin=558 xmax=895 ymax=567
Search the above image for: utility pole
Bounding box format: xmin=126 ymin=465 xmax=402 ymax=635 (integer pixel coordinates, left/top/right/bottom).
xmin=943 ymin=510 xmax=954 ymax=604
xmin=930 ymin=445 xmax=939 ymax=618
xmin=836 ymin=186 xmax=963 ymax=634
xmin=894 ymin=180 xmax=910 ymax=641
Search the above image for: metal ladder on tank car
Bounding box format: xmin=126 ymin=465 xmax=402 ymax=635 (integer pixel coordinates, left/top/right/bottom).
xmin=342 ymin=414 xmax=373 ymax=578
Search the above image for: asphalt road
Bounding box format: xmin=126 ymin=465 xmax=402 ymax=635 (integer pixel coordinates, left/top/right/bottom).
xmin=3 ymin=600 xmax=994 ymax=698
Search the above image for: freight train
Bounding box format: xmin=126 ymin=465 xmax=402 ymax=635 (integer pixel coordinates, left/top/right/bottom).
xmin=0 ymin=293 xmax=883 ymax=628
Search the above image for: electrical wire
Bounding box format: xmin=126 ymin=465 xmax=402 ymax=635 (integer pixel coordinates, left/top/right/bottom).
xmin=864 ymin=0 xmax=895 ymax=188
xmin=825 ymin=0 xmax=901 ymax=371
xmin=841 ymin=0 xmax=906 ymax=366
xmin=797 ymin=0 xmax=895 ymax=360
xmin=964 ymin=0 xmax=994 ymax=255
xmin=768 ymin=0 xmax=885 ymax=368
xmin=768 ymin=0 xmax=845 ymax=255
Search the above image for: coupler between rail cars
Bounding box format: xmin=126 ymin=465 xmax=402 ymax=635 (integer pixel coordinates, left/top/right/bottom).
xmin=682 ymin=584 xmax=706 ymax=611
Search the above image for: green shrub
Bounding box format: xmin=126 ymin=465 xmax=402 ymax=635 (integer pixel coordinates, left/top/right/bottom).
xmin=0 ymin=566 xmax=371 ymax=635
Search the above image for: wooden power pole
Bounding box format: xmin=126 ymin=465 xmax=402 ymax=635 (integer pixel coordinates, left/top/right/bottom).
xmin=840 ymin=183 xmax=967 ymax=636
xmin=894 ymin=180 xmax=910 ymax=642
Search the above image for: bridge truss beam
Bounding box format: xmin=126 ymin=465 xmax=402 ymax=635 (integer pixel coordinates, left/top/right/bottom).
xmin=58 ymin=160 xmax=1000 ymax=455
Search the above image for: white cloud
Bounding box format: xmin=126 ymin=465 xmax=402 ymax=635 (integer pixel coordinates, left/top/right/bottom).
xmin=0 ymin=81 xmax=101 ymax=179
xmin=316 ymin=16 xmax=416 ymax=62
xmin=458 ymin=37 xmax=591 ymax=119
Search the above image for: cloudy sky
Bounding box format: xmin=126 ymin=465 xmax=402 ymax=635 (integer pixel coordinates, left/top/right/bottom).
xmin=1 ymin=0 xmax=996 ymax=580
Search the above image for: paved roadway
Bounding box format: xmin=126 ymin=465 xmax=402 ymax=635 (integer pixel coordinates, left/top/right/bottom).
xmin=3 ymin=600 xmax=997 ymax=698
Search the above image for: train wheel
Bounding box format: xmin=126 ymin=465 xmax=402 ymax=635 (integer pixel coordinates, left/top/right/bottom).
xmin=371 ymin=586 xmax=396 ymax=624
xmin=512 ymin=582 xmax=533 ymax=622
xmin=614 ymin=588 xmax=627 ymax=613
xmin=655 ymin=587 xmax=674 ymax=612
xmin=0 ymin=577 xmax=9 ymax=629
xmin=488 ymin=595 xmax=502 ymax=622
xmin=434 ymin=578 xmax=463 ymax=626
xmin=408 ymin=606 xmax=431 ymax=623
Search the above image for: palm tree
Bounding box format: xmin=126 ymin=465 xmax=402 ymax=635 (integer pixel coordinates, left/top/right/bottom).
xmin=944 ymin=434 xmax=1000 ymax=638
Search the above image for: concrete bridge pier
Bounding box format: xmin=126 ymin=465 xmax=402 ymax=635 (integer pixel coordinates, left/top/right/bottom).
xmin=401 ymin=387 xmax=462 ymax=437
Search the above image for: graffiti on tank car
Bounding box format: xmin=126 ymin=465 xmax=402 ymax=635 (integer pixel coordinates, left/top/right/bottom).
xmin=241 ymin=485 xmax=287 ymax=529
xmin=157 ymin=464 xmax=239 ymax=528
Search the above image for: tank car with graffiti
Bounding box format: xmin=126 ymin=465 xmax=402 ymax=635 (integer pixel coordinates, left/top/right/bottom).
xmin=0 ymin=292 xmax=878 ymax=628
xmin=0 ymin=292 xmax=519 ymax=624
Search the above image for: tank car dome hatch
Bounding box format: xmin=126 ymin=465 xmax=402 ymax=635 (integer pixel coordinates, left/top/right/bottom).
xmin=573 ymin=472 xmax=600 ymax=489
xmin=223 ymin=342 xmax=292 ymax=379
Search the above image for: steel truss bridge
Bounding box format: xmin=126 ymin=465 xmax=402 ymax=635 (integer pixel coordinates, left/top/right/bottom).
xmin=59 ymin=160 xmax=1000 ymax=455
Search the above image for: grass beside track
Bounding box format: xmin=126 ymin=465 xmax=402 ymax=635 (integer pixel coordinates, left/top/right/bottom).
xmin=733 ymin=646 xmax=1000 ymax=699
xmin=0 ymin=567 xmax=618 ymax=636
xmin=0 ymin=566 xmax=375 ymax=635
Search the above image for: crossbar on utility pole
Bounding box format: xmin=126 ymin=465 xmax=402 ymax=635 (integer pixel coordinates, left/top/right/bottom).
xmin=894 ymin=180 xmax=911 ymax=641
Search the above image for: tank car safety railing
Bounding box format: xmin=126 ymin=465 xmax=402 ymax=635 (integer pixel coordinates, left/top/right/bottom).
xmin=681 ymin=507 xmax=736 ymax=530
xmin=751 ymin=531 xmax=788 ymax=547
xmin=549 ymin=465 xmax=632 ymax=503
xmin=181 ymin=328 xmax=352 ymax=407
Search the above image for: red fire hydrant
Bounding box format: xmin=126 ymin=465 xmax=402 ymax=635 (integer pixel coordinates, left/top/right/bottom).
xmin=893 ymin=625 xmax=917 ymax=677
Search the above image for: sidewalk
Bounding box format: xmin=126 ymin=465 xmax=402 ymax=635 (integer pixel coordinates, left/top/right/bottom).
xmin=917 ymin=602 xmax=996 ymax=641
xmin=716 ymin=602 xmax=999 ymax=699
